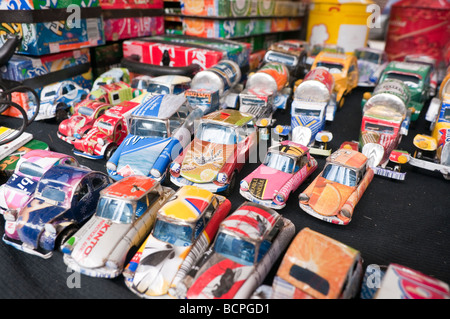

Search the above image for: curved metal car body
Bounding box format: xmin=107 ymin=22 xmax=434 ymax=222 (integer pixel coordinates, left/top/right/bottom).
xmin=57 ymin=100 xmax=112 ymax=144
xmin=299 ymin=148 xmax=374 ymax=225
xmin=270 ymin=227 xmax=363 ymax=299
xmin=240 ymin=140 xmax=317 ymax=209
xmin=0 ymin=150 xmax=80 ymax=217
xmin=36 ymin=81 xmax=89 ymax=121
xmin=62 ymin=175 xmax=175 ymax=278
xmin=123 ymin=185 xmax=231 ymax=298
xmin=181 ymin=202 xmax=295 ymax=299
xmin=2 ymin=165 xmax=110 ymax=258
xmin=170 ymin=109 xmax=257 ymax=194
xmin=106 ymin=93 xmax=200 ymax=182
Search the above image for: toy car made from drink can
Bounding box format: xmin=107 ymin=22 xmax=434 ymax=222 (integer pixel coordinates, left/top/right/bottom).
xmin=354 ymin=47 xmax=388 ymax=87
xmin=359 ymin=79 xmax=412 ymax=180
xmin=145 ymin=75 xmax=191 ymax=95
xmin=311 ymin=51 xmax=359 ymax=107
xmin=169 ymin=109 xmax=257 ymax=195
xmin=239 ymin=140 xmax=318 ymax=209
xmin=254 ymin=227 xmax=363 ymax=299
xmin=123 ymin=185 xmax=232 ymax=298
xmin=62 ymin=176 xmax=175 ymax=278
xmin=92 ymin=67 xmax=131 ymax=91
xmin=178 ymin=202 xmax=295 ymax=299
xmin=378 ymin=61 xmax=432 ymax=122
xmin=299 ymin=146 xmax=374 ymax=225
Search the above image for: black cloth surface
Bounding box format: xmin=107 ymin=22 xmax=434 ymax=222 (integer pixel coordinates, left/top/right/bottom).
xmin=0 ymin=87 xmax=449 ymax=299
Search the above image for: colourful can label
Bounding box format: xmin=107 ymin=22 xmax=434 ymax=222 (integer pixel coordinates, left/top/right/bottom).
xmin=303 ymin=68 xmax=334 ymax=95
xmin=256 ymin=62 xmax=289 ymax=91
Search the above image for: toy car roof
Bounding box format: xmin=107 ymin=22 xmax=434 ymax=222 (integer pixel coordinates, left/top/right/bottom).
xmin=101 ymin=175 xmax=158 ymax=201
xmin=22 ymin=149 xmax=70 ymax=162
xmin=327 ymin=148 xmax=368 ymax=170
xmin=201 ymin=109 xmax=254 ymax=127
xmin=219 ymin=202 xmax=280 ymax=244
xmin=268 ymin=141 xmax=308 ymax=159
xmin=150 ymin=75 xmax=191 ymax=85
xmin=39 ymin=165 xmax=93 ymax=186
xmin=315 ymin=51 xmax=354 ymax=64
xmin=384 ymin=61 xmax=431 ymax=76
xmin=131 ymin=94 xmax=186 ymax=120
xmin=276 ymin=227 xmax=360 ymax=299
xmin=158 ymin=186 xmax=214 ymax=223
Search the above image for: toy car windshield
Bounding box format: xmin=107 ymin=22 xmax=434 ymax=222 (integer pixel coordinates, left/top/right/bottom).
xmin=195 ymin=123 xmax=236 ymax=145
xmin=42 ymin=90 xmax=56 ymax=100
xmin=384 ymin=72 xmax=420 ymax=87
xmin=78 ymin=107 xmax=95 ymax=117
xmin=364 ymin=122 xmax=395 ymax=135
xmin=147 ymin=83 xmax=170 ymax=94
xmin=293 ymin=107 xmax=321 ymax=117
xmin=322 ymin=164 xmax=357 ymax=187
xmin=130 ymin=118 xmax=168 ymax=138
xmin=263 ymin=152 xmax=295 ymax=174
xmin=355 ymin=50 xmax=381 ymax=64
xmin=316 ymin=62 xmax=343 ymax=73
xmin=152 ymin=219 xmax=194 ymax=247
xmin=95 ymin=197 xmax=135 ymax=224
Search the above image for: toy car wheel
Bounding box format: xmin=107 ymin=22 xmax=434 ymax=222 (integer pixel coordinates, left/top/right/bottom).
xmin=56 ymin=225 xmax=79 ymax=251
xmin=55 ymin=107 xmax=69 ymax=123
xmin=104 ymin=144 xmax=118 ymax=160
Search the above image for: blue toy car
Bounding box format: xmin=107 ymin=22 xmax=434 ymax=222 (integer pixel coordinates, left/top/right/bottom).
xmin=2 ymin=165 xmax=111 ymax=258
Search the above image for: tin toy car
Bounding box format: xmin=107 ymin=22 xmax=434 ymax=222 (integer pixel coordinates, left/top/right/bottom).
xmin=0 ymin=150 xmax=80 ymax=217
xmin=131 ymin=75 xmax=153 ymax=90
xmin=2 ymin=165 xmax=111 ymax=258
xmin=311 ymin=51 xmax=359 ymax=107
xmin=263 ymin=39 xmax=309 ymax=80
xmin=359 ymin=79 xmax=411 ymax=180
xmin=85 ymin=81 xmax=136 ymax=106
xmin=92 ymin=67 xmax=130 ymax=91
xmin=299 ymin=147 xmax=374 ymax=225
xmin=169 ymin=109 xmax=257 ymax=195
xmin=36 ymin=81 xmax=89 ymax=122
xmin=145 ymin=75 xmax=191 ymax=95
xmin=306 ymin=43 xmax=345 ymax=69
xmin=404 ymin=54 xmax=438 ymax=96
xmin=261 ymin=227 xmax=363 ymax=299
xmin=354 ymin=47 xmax=388 ymax=87
xmin=178 ymin=202 xmax=295 ymax=299
xmin=57 ymin=101 xmax=112 ymax=144
xmin=378 ymin=61 xmax=432 ymax=121
xmin=62 ymin=175 xmax=175 ymax=278
xmin=72 ymin=97 xmax=146 ymax=160
xmin=360 ymin=263 xmax=450 ymax=299
xmin=239 ymin=140 xmax=318 ymax=209
xmin=106 ymin=94 xmax=203 ymax=182
xmin=123 ymin=185 xmax=232 ymax=298
xmin=407 ymin=92 xmax=450 ymax=180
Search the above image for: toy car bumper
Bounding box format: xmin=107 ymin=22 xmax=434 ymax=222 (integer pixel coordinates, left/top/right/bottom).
xmin=408 ymin=157 xmax=450 ymax=179
xmin=309 ymin=146 xmax=332 ymax=157
xmin=299 ymin=203 xmax=348 ymax=225
xmin=57 ymin=132 xmax=76 ymax=144
xmin=372 ymin=166 xmax=406 ymax=180
xmin=239 ymin=189 xmax=285 ymax=210
xmin=73 ymin=149 xmax=104 ymax=160
xmin=2 ymin=234 xmax=52 ymax=259
xmin=63 ymin=254 xmax=121 ymax=279
xmin=170 ymin=175 xmax=228 ymax=193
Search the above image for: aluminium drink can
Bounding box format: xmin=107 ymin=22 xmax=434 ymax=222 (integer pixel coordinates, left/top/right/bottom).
xmin=190 ymin=60 xmax=241 ymax=96
xmin=246 ymin=62 xmax=289 ymax=94
xmin=294 ymin=67 xmax=335 ymax=102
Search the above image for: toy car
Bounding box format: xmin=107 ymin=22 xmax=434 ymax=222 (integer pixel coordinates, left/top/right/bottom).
xmin=131 ymin=75 xmax=153 ymax=90
xmin=2 ymin=165 xmax=110 ymax=258
xmin=378 ymin=61 xmax=432 ymax=121
xmin=263 ymin=39 xmax=309 ymax=80
xmin=178 ymin=202 xmax=295 ymax=299
xmin=85 ymin=81 xmax=136 ymax=106
xmin=404 ymin=54 xmax=438 ymax=96
xmin=62 ymin=175 xmax=175 ymax=278
xmin=72 ymin=93 xmax=153 ymax=160
xmin=169 ymin=109 xmax=257 ymax=195
xmin=106 ymin=94 xmax=203 ymax=182
xmin=57 ymin=101 xmax=112 ymax=144
xmin=306 ymin=43 xmax=345 ymax=68
xmin=123 ymin=185 xmax=232 ymax=298
xmin=354 ymin=47 xmax=388 ymax=87
xmin=360 ymin=263 xmax=450 ymax=299
xmin=239 ymin=140 xmax=318 ymax=209
xmin=311 ymin=51 xmax=359 ymax=107
xmin=359 ymin=79 xmax=411 ymax=180
xmin=258 ymin=227 xmax=363 ymax=299
xmin=145 ymin=75 xmax=191 ymax=95
xmin=92 ymin=67 xmax=130 ymax=91
xmin=407 ymin=92 xmax=450 ymax=180
xmin=0 ymin=150 xmax=80 ymax=217
xmin=36 ymin=81 xmax=89 ymax=122
xmin=299 ymin=147 xmax=374 ymax=225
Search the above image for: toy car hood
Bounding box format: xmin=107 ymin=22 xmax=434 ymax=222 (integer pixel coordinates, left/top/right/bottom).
xmin=243 ymin=165 xmax=292 ymax=200
xmin=68 ymin=216 xmax=134 ymax=269
xmin=180 ymin=139 xmax=236 ymax=183
xmin=58 ymin=115 xmax=87 ymax=138
xmin=307 ymin=176 xmax=355 ymax=217
xmin=129 ymin=234 xmax=191 ymax=297
xmin=186 ymin=251 xmax=254 ymax=299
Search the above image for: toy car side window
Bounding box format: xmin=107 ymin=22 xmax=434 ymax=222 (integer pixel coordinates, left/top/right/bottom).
xmin=91 ymin=175 xmax=109 ymax=191
xmin=68 ymin=84 xmax=75 ymax=91
xmin=62 ymin=86 xmax=69 ymax=95
xmin=74 ymin=181 xmax=89 ymax=203
xmin=60 ymin=157 xmax=78 ymax=167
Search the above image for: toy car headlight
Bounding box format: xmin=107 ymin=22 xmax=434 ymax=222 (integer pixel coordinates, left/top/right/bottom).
xmin=240 ymin=180 xmax=249 ymax=191
xmin=97 ymin=137 xmax=105 ymax=146
xmin=150 ymin=168 xmax=161 ymax=179
xmin=170 ymin=162 xmax=181 ymax=174
xmin=275 ymin=193 xmax=285 ymax=203
xmin=217 ymin=173 xmax=228 ymax=184
xmin=106 ymin=161 xmax=117 ymax=172
xmin=74 ymin=133 xmax=82 ymax=139
xmin=299 ymin=193 xmax=310 ymax=202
